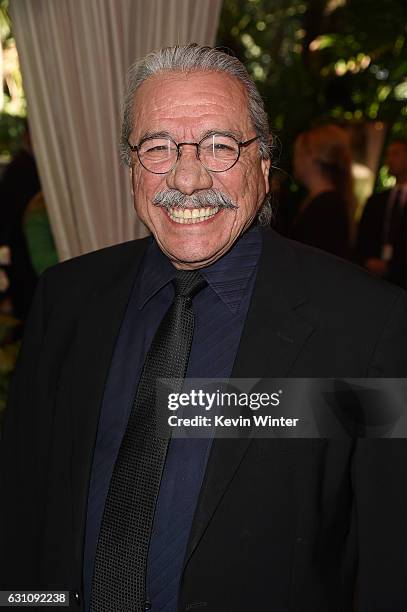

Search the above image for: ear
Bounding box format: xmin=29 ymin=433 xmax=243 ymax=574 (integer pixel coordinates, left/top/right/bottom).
xmin=129 ymin=166 xmax=134 ymax=196
xmin=261 ymin=158 xmax=271 ymax=194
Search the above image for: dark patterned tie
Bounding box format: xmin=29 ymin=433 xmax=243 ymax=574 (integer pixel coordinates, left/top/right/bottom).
xmin=90 ymin=270 xmax=207 ymax=612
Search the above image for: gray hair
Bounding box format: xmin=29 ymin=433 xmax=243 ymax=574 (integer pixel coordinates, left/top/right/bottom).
xmin=121 ymin=44 xmax=273 ymax=225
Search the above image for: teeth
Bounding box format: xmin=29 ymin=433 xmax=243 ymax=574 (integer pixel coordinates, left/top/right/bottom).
xmin=168 ymin=206 xmax=219 ymax=224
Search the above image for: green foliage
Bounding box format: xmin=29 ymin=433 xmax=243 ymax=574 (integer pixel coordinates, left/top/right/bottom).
xmin=0 ymin=0 xmax=11 ymax=44
xmin=0 ymin=112 xmax=25 ymax=158
xmin=217 ymin=0 xmax=407 ymax=175
xmin=1 ymin=0 xmax=26 ymax=159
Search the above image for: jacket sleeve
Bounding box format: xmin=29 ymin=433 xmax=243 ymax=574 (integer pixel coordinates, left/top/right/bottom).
xmin=352 ymin=290 xmax=407 ymax=611
xmin=0 ymin=271 xmax=49 ymax=588
xmin=367 ymin=289 xmax=407 ymax=377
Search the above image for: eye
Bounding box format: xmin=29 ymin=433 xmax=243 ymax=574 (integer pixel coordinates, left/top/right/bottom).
xmin=145 ymin=144 xmax=168 ymax=153
xmin=213 ymin=143 xmax=235 ymax=151
xmin=139 ymin=138 xmax=175 ymax=158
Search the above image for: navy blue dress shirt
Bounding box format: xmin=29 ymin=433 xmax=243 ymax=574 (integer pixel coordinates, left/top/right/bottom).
xmin=83 ymin=226 xmax=262 ymax=611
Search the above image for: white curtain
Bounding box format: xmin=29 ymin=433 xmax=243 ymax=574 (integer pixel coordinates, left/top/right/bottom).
xmin=9 ymin=0 xmax=223 ymax=260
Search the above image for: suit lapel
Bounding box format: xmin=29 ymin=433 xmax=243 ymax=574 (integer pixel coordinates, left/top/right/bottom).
xmin=184 ymin=229 xmax=315 ymax=566
xmin=69 ymin=239 xmax=150 ymax=573
xmin=232 ymin=228 xmax=315 ymax=379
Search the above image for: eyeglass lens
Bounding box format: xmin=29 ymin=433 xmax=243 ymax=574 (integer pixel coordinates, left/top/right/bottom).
xmin=137 ymin=135 xmax=240 ymax=173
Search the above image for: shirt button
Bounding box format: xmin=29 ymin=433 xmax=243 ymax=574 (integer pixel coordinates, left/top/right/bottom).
xmin=72 ymin=591 xmax=80 ymax=604
xmin=144 ymin=599 xmax=152 ymax=610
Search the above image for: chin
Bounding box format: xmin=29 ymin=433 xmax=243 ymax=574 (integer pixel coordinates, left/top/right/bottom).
xmin=166 ymin=248 xmax=218 ymax=267
xmin=160 ymin=240 xmax=227 ymax=268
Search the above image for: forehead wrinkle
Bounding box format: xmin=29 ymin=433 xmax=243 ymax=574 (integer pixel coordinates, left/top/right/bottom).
xmin=147 ymin=86 xmax=245 ymax=115
xmin=132 ymin=71 xmax=252 ymax=140
xmin=136 ymin=70 xmax=247 ymax=106
xmin=137 ymin=96 xmax=246 ymax=125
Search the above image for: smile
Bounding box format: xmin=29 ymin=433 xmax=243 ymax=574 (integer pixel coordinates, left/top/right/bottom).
xmin=167 ymin=206 xmax=220 ymax=224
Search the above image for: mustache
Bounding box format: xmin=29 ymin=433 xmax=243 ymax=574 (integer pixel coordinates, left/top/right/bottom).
xmin=152 ymin=189 xmax=238 ymax=210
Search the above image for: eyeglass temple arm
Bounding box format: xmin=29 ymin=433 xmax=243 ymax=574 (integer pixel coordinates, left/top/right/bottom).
xmin=239 ymin=135 xmax=260 ymax=148
xmin=128 ymin=140 xmax=138 ymax=152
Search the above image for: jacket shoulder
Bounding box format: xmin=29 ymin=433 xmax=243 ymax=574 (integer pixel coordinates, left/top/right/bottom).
xmin=291 ymin=236 xmax=402 ymax=305
xmin=266 ymin=229 xmax=404 ymax=313
xmin=37 ymin=237 xmax=151 ymax=317
xmin=264 ymin=231 xmax=407 ymax=375
xmin=44 ymin=236 xmax=151 ymax=285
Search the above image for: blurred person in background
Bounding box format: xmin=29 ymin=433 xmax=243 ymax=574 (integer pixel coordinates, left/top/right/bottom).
xmin=356 ymin=139 xmax=407 ymax=284
xmin=287 ymin=124 xmax=353 ymax=259
xmin=0 ymin=246 xmax=12 ymax=314
xmin=389 ymin=213 xmax=407 ymax=288
xmin=0 ymin=120 xmax=41 ymax=322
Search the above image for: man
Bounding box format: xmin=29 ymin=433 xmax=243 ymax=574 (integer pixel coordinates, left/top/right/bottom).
xmin=390 ymin=209 xmax=407 ymax=288
xmin=1 ymin=45 xmax=407 ymax=612
xmin=356 ymin=138 xmax=407 ymax=284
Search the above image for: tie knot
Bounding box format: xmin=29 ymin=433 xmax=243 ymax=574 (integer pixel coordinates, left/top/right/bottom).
xmin=173 ymin=270 xmax=207 ymax=299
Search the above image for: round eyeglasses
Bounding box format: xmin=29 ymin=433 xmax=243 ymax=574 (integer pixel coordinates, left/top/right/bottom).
xmin=128 ymin=133 xmax=260 ymax=174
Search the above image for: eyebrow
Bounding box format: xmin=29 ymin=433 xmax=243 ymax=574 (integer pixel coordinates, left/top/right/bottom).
xmin=200 ymin=129 xmax=243 ymax=141
xmin=138 ymin=130 xmax=173 ymax=142
xmin=138 ymin=128 xmax=244 ymax=144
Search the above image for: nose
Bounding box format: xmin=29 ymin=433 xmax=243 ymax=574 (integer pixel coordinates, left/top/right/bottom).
xmin=166 ymin=144 xmax=212 ymax=195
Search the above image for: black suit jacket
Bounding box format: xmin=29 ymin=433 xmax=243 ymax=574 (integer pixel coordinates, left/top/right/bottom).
xmin=356 ymin=191 xmax=389 ymax=262
xmin=1 ymin=229 xmax=407 ymax=612
xmin=389 ymin=204 xmax=407 ymax=289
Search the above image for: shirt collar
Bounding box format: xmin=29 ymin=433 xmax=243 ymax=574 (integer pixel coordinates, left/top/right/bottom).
xmin=137 ymin=224 xmax=262 ymax=314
